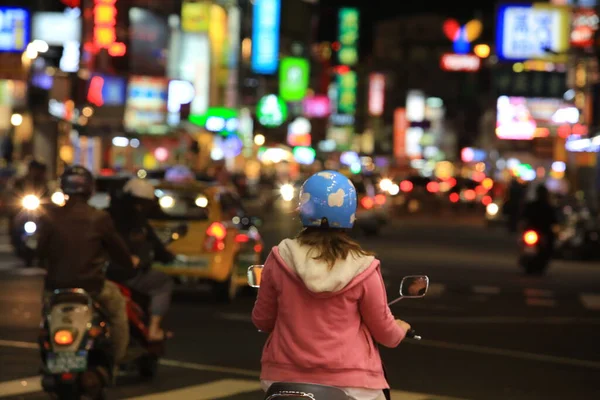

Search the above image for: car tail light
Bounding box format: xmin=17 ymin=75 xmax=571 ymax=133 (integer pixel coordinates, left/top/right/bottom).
xmin=374 ymin=194 xmax=386 ymax=205
xmin=204 ymin=222 xmax=227 ymax=252
xmin=235 ymin=233 xmax=250 ymax=243
xmin=54 ymin=330 xmax=74 ymax=346
xmin=449 ymin=193 xmax=459 ymax=203
xmin=400 ymin=180 xmax=413 ymax=192
xmin=360 ymin=197 xmax=374 ymax=209
xmin=254 ymin=243 xmax=263 ymax=253
xmin=482 ymin=195 xmax=492 ymax=206
xmin=523 ymin=230 xmax=539 ymax=246
xmin=426 ymin=181 xmax=439 ymax=193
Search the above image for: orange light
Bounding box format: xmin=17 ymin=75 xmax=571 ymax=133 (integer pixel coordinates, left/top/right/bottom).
xmin=474 ymin=44 xmax=490 ymax=59
xmin=88 ymin=327 xmax=103 ymax=338
xmin=447 ymin=177 xmax=457 ymax=187
xmin=108 ymin=42 xmax=126 ymax=56
xmin=235 ymin=234 xmax=250 ymax=243
xmin=361 ymin=197 xmax=374 ymax=209
xmin=375 ymin=194 xmax=386 ymax=205
xmin=523 ymin=230 xmax=539 ymax=246
xmin=482 ymin=178 xmax=494 ymax=190
xmin=400 ymin=180 xmax=413 ymax=192
xmin=207 ymin=222 xmax=227 ymax=241
xmin=475 ymin=185 xmax=487 ymax=195
xmin=54 ymin=330 xmax=74 ymax=346
xmin=254 ymin=243 xmax=263 ymax=253
xmin=93 ymin=27 xmax=116 ymax=47
xmin=482 ymin=195 xmax=492 ymax=206
xmin=94 ymin=4 xmax=116 ymax=24
xmin=426 ymin=181 xmax=439 ymax=193
xmin=449 ymin=193 xmax=459 ymax=203
xmin=472 ymin=172 xmax=485 ymax=182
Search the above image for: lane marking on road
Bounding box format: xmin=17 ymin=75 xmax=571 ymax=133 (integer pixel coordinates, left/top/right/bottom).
xmin=0 ymin=243 xmax=13 ymax=253
xmin=0 ymin=376 xmax=42 ymax=398
xmin=580 ymin=294 xmax=600 ymax=310
xmin=159 ymin=359 xmax=260 ymax=378
xmin=0 ymin=339 xmax=37 ymax=349
xmin=525 ymin=297 xmax=557 ymax=307
xmin=125 ymin=379 xmax=262 ymax=400
xmin=409 ymin=339 xmax=600 ymax=369
xmin=398 ymin=316 xmax=600 ymax=324
xmin=524 ymin=288 xmax=554 ymax=298
xmin=472 ymin=285 xmax=501 ymax=295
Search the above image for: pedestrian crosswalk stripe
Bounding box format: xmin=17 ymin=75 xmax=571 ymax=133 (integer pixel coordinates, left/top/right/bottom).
xmin=125 ymin=379 xmax=262 ymax=400
xmin=0 ymin=376 xmax=42 ymax=398
xmin=0 ymin=243 xmax=13 ymax=253
xmin=472 ymin=285 xmax=500 ymax=295
xmin=427 ymin=283 xmax=446 ymax=297
xmin=580 ymin=294 xmax=600 ymax=310
xmin=524 ymin=288 xmax=554 ymax=298
xmin=526 ymin=297 xmax=557 ymax=307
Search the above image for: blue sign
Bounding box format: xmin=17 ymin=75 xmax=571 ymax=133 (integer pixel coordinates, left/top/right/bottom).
xmin=251 ymin=0 xmax=281 ymax=74
xmin=0 ymin=7 xmax=30 ymax=53
xmin=496 ymin=4 xmax=570 ymax=62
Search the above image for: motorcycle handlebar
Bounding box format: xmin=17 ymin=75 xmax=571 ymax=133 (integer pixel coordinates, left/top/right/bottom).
xmin=406 ymin=329 xmax=421 ymax=340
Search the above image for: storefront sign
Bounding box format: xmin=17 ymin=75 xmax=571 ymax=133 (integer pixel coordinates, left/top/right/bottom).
xmin=257 ymin=94 xmax=287 ymax=127
xmin=181 ymin=0 xmax=210 ymax=33
xmin=368 ymin=73 xmax=385 ymax=116
xmin=571 ymin=8 xmax=599 ymax=48
xmin=303 ymin=95 xmax=330 ymax=118
xmin=393 ymin=108 xmax=408 ymax=159
xmin=442 ymin=19 xmax=482 ymax=54
xmin=91 ymin=0 xmax=126 ymax=56
xmin=440 ymin=54 xmax=481 ymax=72
xmin=338 ymin=8 xmax=359 ymax=66
xmin=493 ymin=69 xmax=567 ymax=98
xmin=32 ymin=10 xmax=81 ymax=46
xmin=279 ymin=57 xmax=310 ymax=102
xmin=189 ymin=107 xmax=238 ymax=134
xmin=287 ymin=117 xmax=311 ymax=147
xmin=496 ymin=3 xmax=570 ymax=61
xmin=87 ymin=73 xmax=127 ymax=107
xmin=124 ymin=76 xmax=168 ymax=134
xmin=0 ymin=7 xmax=29 ymax=52
xmin=251 ymin=0 xmax=281 ymax=74
xmin=337 ymin=71 xmax=357 ymax=115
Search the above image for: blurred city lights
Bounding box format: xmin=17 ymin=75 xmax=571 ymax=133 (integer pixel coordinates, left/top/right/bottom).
xmin=10 ymin=113 xmax=23 ymax=127
xmin=32 ymin=40 xmax=49 ymax=53
xmin=474 ymin=44 xmax=490 ymax=58
xmin=254 ymin=134 xmax=265 ymax=146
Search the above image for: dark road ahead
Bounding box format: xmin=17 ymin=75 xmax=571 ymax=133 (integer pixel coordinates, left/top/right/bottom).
xmin=1 ymin=207 xmax=599 ymax=400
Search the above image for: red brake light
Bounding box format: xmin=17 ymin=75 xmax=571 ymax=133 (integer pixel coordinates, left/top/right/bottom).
xmin=207 ymin=222 xmax=227 ymax=241
xmin=449 ymin=193 xmax=459 ymax=203
xmin=375 ymin=194 xmax=386 ymax=205
xmin=360 ymin=197 xmax=374 ymax=209
xmin=523 ymin=230 xmax=539 ymax=246
xmin=426 ymin=181 xmax=439 ymax=193
xmin=482 ymin=195 xmax=492 ymax=206
xmin=400 ymin=180 xmax=413 ymax=192
xmin=235 ymin=233 xmax=250 ymax=243
xmin=464 ymin=189 xmax=476 ymax=201
xmin=254 ymin=243 xmax=263 ymax=253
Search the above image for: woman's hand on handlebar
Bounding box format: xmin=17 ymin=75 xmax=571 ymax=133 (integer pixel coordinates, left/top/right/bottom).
xmin=396 ymin=319 xmax=411 ymax=333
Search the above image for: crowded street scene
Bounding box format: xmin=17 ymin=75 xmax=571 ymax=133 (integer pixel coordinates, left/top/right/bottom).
xmin=0 ymin=0 xmax=599 ymax=399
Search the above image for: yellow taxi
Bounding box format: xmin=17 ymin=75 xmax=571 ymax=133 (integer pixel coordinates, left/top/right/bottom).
xmin=148 ymin=180 xmax=264 ymax=302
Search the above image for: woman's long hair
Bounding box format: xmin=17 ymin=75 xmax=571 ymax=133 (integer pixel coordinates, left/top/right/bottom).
xmin=296 ymin=226 xmax=374 ymax=269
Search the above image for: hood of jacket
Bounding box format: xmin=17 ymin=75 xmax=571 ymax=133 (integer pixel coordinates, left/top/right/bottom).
xmin=274 ymin=238 xmax=377 ymax=295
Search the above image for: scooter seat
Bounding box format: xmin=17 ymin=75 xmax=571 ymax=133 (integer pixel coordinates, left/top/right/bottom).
xmin=265 ymin=382 xmax=349 ymax=400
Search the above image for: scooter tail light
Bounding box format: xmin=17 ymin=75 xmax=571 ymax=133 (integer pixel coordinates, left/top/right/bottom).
xmin=204 ymin=222 xmax=227 ymax=252
xmin=360 ymin=197 xmax=374 ymax=209
xmin=54 ymin=330 xmax=74 ymax=345
xmin=523 ymin=230 xmax=539 ymax=246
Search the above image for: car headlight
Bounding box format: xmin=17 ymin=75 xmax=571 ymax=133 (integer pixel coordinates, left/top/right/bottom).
xmin=159 ymin=195 xmax=174 ymax=208
xmin=51 ymin=191 xmax=66 ymax=207
xmin=379 ymin=178 xmax=393 ymax=192
xmin=486 ymin=203 xmax=499 ymax=216
xmin=280 ymin=184 xmax=295 ymax=202
xmin=22 ymin=195 xmax=40 ymax=211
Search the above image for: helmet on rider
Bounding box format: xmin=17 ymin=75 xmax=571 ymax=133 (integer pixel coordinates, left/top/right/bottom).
xmin=299 ymin=170 xmax=357 ymax=229
xmin=60 ymin=165 xmax=94 ymax=197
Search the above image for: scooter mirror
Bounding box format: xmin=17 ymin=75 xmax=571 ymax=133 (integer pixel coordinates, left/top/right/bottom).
xmin=247 ymin=265 xmax=264 ymax=288
xmin=399 ymin=275 xmax=429 ymax=298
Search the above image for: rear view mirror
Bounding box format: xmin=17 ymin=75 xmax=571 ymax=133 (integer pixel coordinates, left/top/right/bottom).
xmin=247 ymin=265 xmax=264 ymax=288
xmin=399 ymin=275 xmax=429 ymax=298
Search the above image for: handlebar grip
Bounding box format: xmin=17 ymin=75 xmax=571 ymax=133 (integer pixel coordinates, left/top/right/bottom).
xmin=406 ymin=329 xmax=422 ymax=340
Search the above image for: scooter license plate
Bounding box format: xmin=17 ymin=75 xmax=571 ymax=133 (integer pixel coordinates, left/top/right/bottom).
xmin=523 ymin=246 xmax=538 ymax=255
xmin=47 ymin=351 xmax=88 ymax=374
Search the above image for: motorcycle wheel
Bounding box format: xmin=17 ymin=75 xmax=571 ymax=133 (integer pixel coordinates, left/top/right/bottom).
xmin=138 ymin=354 xmax=159 ymax=380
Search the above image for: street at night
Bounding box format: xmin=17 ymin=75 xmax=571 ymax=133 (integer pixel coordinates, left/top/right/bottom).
xmin=1 ymin=201 xmax=599 ymax=400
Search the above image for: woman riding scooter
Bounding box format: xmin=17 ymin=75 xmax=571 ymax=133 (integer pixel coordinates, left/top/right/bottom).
xmin=108 ymin=178 xmax=175 ymax=342
xmin=252 ymin=170 xmax=411 ymax=400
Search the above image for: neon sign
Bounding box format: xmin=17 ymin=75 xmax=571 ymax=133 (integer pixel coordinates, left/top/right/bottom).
xmin=443 ymin=19 xmax=482 ymax=54
xmin=92 ymin=0 xmax=125 ymax=56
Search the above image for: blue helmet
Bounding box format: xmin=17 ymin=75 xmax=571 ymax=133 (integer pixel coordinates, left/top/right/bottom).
xmin=299 ymin=170 xmax=357 ymax=229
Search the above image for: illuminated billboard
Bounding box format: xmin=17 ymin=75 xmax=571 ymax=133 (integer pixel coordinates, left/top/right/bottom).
xmin=338 ymin=8 xmax=359 ymax=66
xmin=279 ymin=57 xmax=310 ymax=102
xmin=496 ymin=3 xmax=571 ymax=62
xmin=0 ymin=7 xmax=29 ymax=53
xmin=571 ymin=8 xmax=598 ymax=48
xmin=125 ymin=76 xmax=168 ymax=134
xmin=368 ymin=74 xmax=385 ymax=116
xmin=443 ymin=19 xmax=482 ymax=54
xmin=337 ymin=71 xmax=357 ymax=114
xmin=496 ymin=96 xmax=580 ymax=140
xmin=251 ymin=0 xmax=281 ymax=74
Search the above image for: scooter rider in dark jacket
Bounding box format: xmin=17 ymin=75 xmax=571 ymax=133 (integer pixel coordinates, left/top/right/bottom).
xmin=37 ymin=165 xmax=139 ymax=366
xmin=107 ymin=178 xmax=175 ymax=342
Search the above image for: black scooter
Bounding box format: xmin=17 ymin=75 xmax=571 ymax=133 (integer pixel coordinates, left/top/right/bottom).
xmin=247 ymin=265 xmax=429 ymax=400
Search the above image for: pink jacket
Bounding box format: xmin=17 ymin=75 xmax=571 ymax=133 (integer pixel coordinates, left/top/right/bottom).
xmin=252 ymin=239 xmax=406 ymax=390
